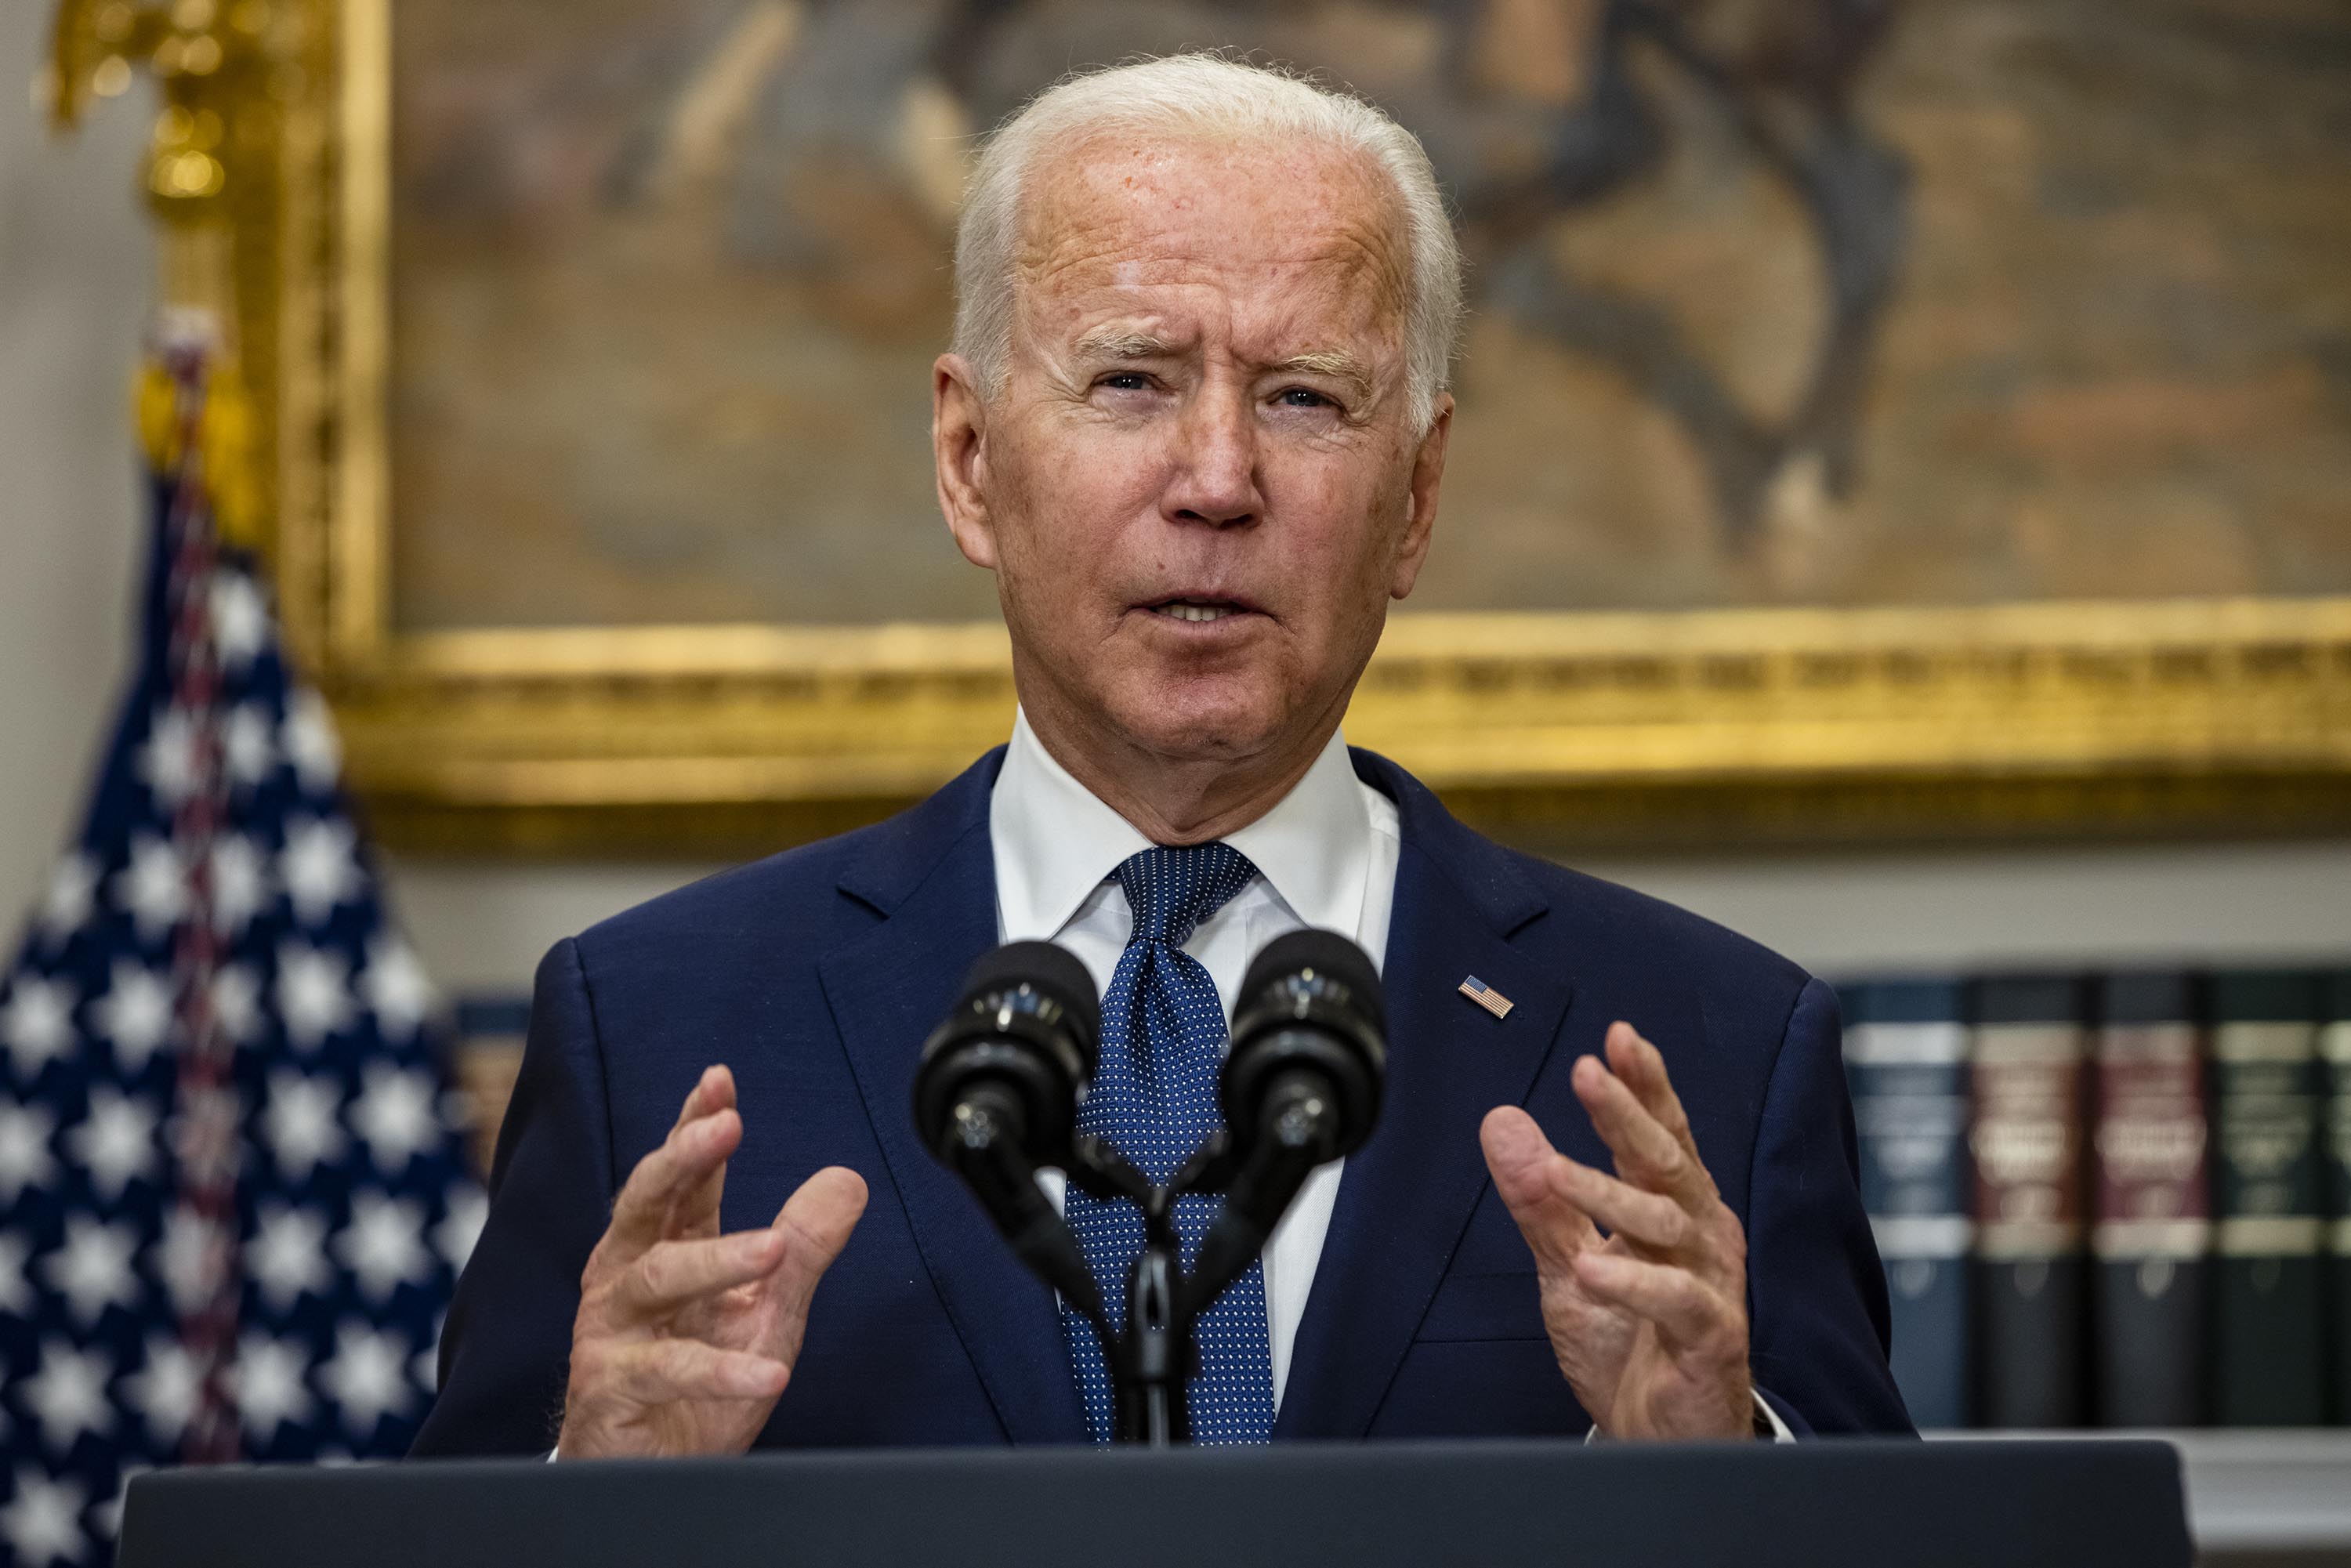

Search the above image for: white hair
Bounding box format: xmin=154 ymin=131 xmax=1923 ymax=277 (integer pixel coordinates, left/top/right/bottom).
xmin=951 ymin=53 xmax=1464 ymax=431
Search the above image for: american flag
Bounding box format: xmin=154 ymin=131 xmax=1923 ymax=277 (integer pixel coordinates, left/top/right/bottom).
xmin=1458 ymin=975 xmax=1514 ymax=1020
xmin=0 ymin=328 xmax=484 ymax=1565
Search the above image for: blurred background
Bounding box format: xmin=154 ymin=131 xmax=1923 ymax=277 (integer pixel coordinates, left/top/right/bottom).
xmin=9 ymin=0 xmax=2349 ymax=1089
xmin=3 ymin=0 xmax=2351 ymax=1556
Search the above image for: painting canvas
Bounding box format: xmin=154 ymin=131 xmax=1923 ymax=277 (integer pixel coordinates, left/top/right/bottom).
xmin=386 ymin=0 xmax=2351 ymax=635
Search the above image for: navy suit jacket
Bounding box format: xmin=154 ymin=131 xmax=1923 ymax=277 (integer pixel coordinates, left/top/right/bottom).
xmin=411 ymin=748 xmax=1912 ymax=1454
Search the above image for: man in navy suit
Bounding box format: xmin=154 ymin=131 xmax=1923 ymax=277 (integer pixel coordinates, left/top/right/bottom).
xmin=412 ymin=53 xmax=1911 ymax=1460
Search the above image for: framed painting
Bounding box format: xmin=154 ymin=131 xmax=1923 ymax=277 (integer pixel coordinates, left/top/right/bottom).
xmin=82 ymin=0 xmax=2351 ymax=849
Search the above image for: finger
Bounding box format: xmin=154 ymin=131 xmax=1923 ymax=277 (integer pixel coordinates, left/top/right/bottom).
xmin=608 ymin=1228 xmax=789 ymax=1321
xmin=661 ymin=1067 xmax=738 ymax=1237
xmin=1479 ymin=1106 xmax=1600 ymax=1272
xmin=585 ymin=1338 xmax=792 ymax=1406
xmin=602 ymin=1108 xmax=743 ymax=1262
xmin=668 ymin=1064 xmax=737 ymax=1135
xmin=1570 ymin=1251 xmax=1733 ymax=1352
xmin=756 ymin=1167 xmax=870 ymax=1352
xmin=1556 ymin=1157 xmax=1697 ymax=1259
xmin=1572 ymin=1053 xmax=1712 ymax=1208
xmin=1606 ymin=1024 xmax=1704 ymax=1168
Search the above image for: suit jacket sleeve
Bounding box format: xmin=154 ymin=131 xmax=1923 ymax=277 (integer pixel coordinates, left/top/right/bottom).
xmin=410 ymin=938 xmax=615 ymax=1456
xmin=1744 ymin=976 xmax=1916 ymax=1436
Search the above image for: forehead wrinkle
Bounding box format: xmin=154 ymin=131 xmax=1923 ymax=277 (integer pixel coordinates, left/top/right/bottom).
xmin=1012 ymin=132 xmax=1413 ymax=339
xmin=1025 ymin=252 xmax=1405 ymax=395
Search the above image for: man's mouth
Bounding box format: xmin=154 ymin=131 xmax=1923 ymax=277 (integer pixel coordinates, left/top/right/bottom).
xmin=1146 ymin=597 xmax=1252 ymax=625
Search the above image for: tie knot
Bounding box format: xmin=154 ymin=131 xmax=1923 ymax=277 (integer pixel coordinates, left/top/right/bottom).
xmin=1114 ymin=842 xmax=1257 ymax=949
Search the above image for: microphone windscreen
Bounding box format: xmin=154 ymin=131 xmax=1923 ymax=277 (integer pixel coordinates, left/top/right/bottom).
xmin=957 ymin=940 xmax=1102 ymax=1049
xmin=1237 ymin=928 xmax=1383 ymax=1031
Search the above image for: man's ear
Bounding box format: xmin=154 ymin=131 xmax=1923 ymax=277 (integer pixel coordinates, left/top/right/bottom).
xmin=1388 ymin=393 xmax=1452 ymax=601
xmin=933 ymin=353 xmax=998 ymax=570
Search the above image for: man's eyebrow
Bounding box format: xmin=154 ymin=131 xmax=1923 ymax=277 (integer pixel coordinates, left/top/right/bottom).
xmin=1065 ymin=333 xmax=1377 ymax=398
xmin=1265 ymin=349 xmax=1375 ymax=398
xmin=1070 ymin=328 xmax=1177 ymax=360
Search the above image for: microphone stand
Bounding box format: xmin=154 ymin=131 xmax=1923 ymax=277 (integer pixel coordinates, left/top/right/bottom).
xmin=933 ymin=1088 xmax=1205 ymax=1443
xmin=1061 ymin=1142 xmax=1186 ymax=1444
xmin=1057 ymin=1076 xmax=1344 ymax=1447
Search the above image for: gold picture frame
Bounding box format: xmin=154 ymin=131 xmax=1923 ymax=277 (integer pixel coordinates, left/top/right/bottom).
xmin=67 ymin=0 xmax=2351 ymax=855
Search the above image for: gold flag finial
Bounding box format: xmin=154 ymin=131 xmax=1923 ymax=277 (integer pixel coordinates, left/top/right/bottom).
xmin=46 ymin=0 xmax=303 ymax=234
xmin=45 ymin=0 xmax=320 ymax=556
xmin=45 ymin=0 xmax=113 ymax=132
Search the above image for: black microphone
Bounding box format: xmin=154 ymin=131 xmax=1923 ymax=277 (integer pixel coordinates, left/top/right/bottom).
xmin=1186 ymin=929 xmax=1386 ymax=1311
xmin=912 ymin=941 xmax=1105 ymax=1316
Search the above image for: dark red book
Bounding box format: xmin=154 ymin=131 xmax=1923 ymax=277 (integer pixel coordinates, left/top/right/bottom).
xmin=2089 ymin=972 xmax=2208 ymax=1428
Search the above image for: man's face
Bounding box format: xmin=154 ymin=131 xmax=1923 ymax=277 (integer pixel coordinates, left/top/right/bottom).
xmin=935 ymin=133 xmax=1450 ymax=770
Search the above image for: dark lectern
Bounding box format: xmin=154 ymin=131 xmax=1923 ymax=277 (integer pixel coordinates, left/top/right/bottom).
xmin=118 ymin=1439 xmax=2189 ymax=1568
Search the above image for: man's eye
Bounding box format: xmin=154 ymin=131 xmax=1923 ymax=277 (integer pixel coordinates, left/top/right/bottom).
xmin=1277 ymin=387 xmax=1335 ymax=409
xmin=1099 ymin=372 xmax=1153 ymax=392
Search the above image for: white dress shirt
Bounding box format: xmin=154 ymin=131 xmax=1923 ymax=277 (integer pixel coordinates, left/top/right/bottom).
xmin=989 ymin=708 xmax=1792 ymax=1441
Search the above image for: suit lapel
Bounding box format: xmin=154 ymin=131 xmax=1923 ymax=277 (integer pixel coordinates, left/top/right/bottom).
xmin=1273 ymin=755 xmax=1575 ymax=1439
xmin=820 ymin=751 xmax=1089 ymax=1445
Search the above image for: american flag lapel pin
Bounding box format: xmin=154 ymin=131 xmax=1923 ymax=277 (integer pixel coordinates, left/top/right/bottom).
xmin=1458 ymin=975 xmax=1514 ymax=1019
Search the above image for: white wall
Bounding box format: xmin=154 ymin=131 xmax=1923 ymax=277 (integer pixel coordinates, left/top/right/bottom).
xmin=0 ymin=5 xmax=151 ymax=930
xmin=5 ymin=7 xmax=2348 ymax=1007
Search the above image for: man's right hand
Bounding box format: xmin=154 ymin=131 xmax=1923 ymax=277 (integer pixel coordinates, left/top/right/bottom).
xmin=556 ymin=1065 xmax=868 ymax=1459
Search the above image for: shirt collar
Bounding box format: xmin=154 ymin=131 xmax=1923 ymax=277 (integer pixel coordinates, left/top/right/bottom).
xmin=990 ymin=708 xmax=1373 ymax=941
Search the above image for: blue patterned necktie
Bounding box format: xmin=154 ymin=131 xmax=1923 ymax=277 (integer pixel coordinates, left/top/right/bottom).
xmin=1061 ymin=842 xmax=1277 ymax=1444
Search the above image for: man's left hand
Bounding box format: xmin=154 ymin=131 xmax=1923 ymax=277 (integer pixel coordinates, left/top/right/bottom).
xmin=1479 ymin=1022 xmax=1755 ymax=1440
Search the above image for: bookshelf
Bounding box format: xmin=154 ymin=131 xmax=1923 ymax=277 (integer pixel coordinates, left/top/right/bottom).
xmin=1844 ymin=969 xmax=2350 ymax=1435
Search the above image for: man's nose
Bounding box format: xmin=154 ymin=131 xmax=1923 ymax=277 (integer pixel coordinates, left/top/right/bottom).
xmin=1161 ymin=387 xmax=1262 ymax=529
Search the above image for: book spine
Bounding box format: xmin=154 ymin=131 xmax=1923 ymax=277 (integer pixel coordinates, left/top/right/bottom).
xmin=2212 ymin=1022 xmax=2327 ymax=1426
xmin=1846 ymin=1019 xmax=1972 ymax=1429
xmin=2324 ymin=1020 xmax=2351 ymax=1426
xmin=2090 ymin=1022 xmax=2209 ymax=1427
xmin=1972 ymin=1023 xmax=2088 ymax=1428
